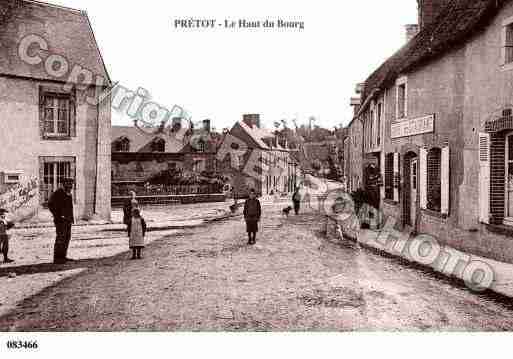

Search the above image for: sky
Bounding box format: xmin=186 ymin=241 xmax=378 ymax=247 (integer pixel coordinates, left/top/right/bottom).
xmin=46 ymin=0 xmax=417 ymax=131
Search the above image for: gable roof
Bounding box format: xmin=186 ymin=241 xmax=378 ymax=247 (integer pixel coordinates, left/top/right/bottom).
xmin=235 ymin=120 xmax=295 ymax=151
xmin=0 ymin=0 xmax=111 ymax=85
xmin=359 ymin=0 xmax=504 ymax=114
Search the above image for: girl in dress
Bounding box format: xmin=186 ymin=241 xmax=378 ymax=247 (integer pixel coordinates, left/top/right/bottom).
xmin=128 ymin=208 xmax=147 ymax=260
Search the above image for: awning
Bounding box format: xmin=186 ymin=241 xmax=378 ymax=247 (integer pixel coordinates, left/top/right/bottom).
xmin=485 ymin=116 xmax=513 ymax=133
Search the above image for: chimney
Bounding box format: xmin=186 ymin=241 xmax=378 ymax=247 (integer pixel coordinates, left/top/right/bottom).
xmin=405 ymin=24 xmax=419 ymax=42
xmin=417 ymin=0 xmax=451 ymax=30
xmin=350 ymin=97 xmax=361 ymax=117
xmin=202 ymin=119 xmax=211 ymax=133
xmin=243 ymin=114 xmax=261 ymax=129
xmin=355 ymin=83 xmax=365 ymax=95
xmin=171 ymin=117 xmax=182 ymax=132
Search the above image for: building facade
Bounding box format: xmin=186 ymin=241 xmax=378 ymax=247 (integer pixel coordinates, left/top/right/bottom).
xmin=355 ymin=0 xmax=513 ymax=263
xmin=0 ymin=1 xmax=111 ymax=221
xmin=111 ymin=120 xmax=223 ymax=195
xmin=222 ymin=114 xmax=299 ymax=198
xmin=346 ymin=96 xmax=364 ymax=193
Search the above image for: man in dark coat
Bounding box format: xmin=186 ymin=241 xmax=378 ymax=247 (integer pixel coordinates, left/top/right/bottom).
xmin=0 ymin=209 xmax=15 ymax=264
xmin=292 ymin=187 xmax=302 ymax=215
xmin=48 ymin=178 xmax=75 ymax=264
xmin=243 ymin=189 xmax=261 ymax=245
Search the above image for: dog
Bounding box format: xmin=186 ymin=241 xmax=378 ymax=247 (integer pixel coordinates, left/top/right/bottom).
xmin=282 ymin=206 xmax=293 ymax=217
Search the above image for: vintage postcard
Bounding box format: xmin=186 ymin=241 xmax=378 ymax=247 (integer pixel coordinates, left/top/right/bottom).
xmin=0 ymin=0 xmax=512 ymax=357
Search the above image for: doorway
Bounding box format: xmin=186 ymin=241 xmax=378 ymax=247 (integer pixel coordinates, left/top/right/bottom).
xmin=403 ymin=152 xmax=418 ymax=227
xmin=505 ymin=133 xmax=513 ymax=225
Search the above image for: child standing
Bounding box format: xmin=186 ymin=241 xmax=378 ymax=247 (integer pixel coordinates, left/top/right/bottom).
xmin=243 ymin=189 xmax=262 ymax=245
xmin=0 ymin=209 xmax=15 ymax=264
xmin=128 ymin=208 xmax=147 ymax=260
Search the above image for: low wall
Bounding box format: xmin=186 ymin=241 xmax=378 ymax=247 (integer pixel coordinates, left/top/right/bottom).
xmin=112 ymin=194 xmax=226 ymax=207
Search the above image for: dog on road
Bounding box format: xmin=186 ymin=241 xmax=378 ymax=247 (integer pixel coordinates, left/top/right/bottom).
xmin=282 ymin=206 xmax=293 ymax=217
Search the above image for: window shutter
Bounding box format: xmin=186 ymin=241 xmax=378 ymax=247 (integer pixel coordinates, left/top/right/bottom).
xmin=39 ymin=86 xmax=45 ymax=139
xmin=419 ymin=147 xmax=428 ymax=209
xmin=70 ymin=87 xmax=77 ymax=137
xmin=441 ymin=146 xmax=450 ymax=215
xmin=393 ymin=153 xmax=400 ymax=202
xmin=479 ymin=133 xmax=491 ymax=224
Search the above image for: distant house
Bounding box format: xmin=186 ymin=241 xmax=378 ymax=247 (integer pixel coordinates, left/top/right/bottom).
xmin=345 ymin=95 xmax=364 ymax=193
xmin=0 ymin=0 xmax=111 ymax=220
xmin=111 ymin=126 xmax=184 ymax=186
xmin=221 ymin=114 xmax=299 ymax=198
xmin=111 ymin=120 xmax=223 ymax=193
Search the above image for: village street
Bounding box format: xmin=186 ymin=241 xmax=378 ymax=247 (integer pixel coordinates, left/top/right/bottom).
xmin=2 ymin=204 xmax=513 ymax=331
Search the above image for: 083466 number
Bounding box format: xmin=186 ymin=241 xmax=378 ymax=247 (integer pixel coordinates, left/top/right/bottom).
xmin=6 ymin=340 xmax=38 ymax=350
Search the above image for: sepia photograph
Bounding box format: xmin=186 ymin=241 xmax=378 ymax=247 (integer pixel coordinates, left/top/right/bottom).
xmin=0 ymin=0 xmax=513 ymax=357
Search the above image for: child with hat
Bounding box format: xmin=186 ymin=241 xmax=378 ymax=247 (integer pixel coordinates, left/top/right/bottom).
xmin=0 ymin=209 xmax=15 ymax=264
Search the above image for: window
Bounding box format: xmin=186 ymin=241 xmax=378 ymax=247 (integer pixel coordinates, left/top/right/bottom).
xmin=39 ymin=157 xmax=76 ymax=205
xmin=43 ymin=94 xmax=71 ymax=136
xmin=39 ymin=86 xmax=76 ymax=139
xmin=3 ymin=171 xmax=22 ymax=184
xmin=506 ymin=23 xmax=513 ymax=64
xmin=396 ymin=77 xmax=407 ymax=119
xmin=113 ymin=137 xmax=130 ymax=152
xmin=193 ymin=159 xmax=206 ymax=173
xmin=385 ymin=153 xmax=394 ymax=200
xmin=198 ymin=140 xmax=206 ymax=153
xmin=369 ymin=110 xmax=374 ymax=149
xmin=377 ymin=103 xmax=382 ymax=146
xmin=427 ymin=148 xmax=442 ymax=212
xmin=151 ymin=138 xmax=165 ymax=152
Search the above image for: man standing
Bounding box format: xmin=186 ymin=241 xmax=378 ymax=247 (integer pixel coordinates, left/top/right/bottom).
xmin=0 ymin=209 xmax=15 ymax=264
xmin=292 ymin=187 xmax=302 ymax=215
xmin=48 ymin=178 xmax=75 ymax=264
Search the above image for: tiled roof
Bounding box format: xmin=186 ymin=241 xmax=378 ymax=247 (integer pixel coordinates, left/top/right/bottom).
xmin=0 ymin=0 xmax=110 ymax=85
xmin=238 ymin=120 xmax=276 ymax=150
xmin=360 ymin=0 xmax=504 ymax=111
xmin=112 ymin=126 xmax=184 ymax=153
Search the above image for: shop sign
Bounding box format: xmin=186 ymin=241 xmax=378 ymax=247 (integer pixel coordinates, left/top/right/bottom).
xmin=391 ymin=114 xmax=435 ymax=139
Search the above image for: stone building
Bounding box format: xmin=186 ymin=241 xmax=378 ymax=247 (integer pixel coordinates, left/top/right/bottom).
xmin=355 ymin=0 xmax=513 ymax=263
xmin=111 ymin=120 xmax=222 ymax=180
xmin=221 ymin=114 xmax=299 ymax=198
xmin=0 ymin=0 xmax=111 ymax=221
xmin=111 ymin=120 xmax=224 ymax=194
xmin=345 ymin=95 xmax=364 ymax=193
xmin=111 ymin=125 xmax=186 ymax=186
